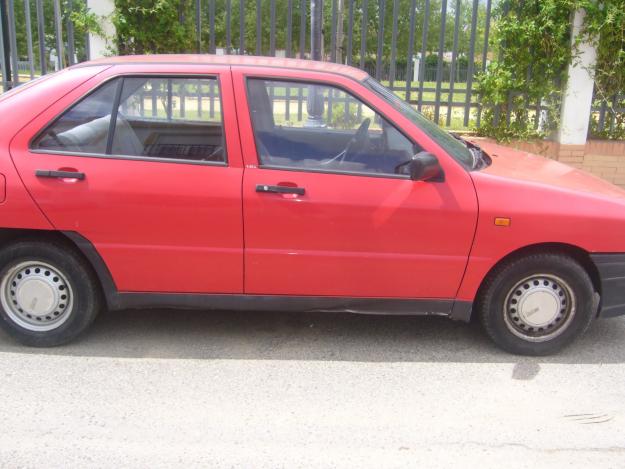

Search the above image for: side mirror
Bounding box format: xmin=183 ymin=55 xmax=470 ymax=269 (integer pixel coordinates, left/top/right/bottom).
xmin=407 ymin=152 xmax=444 ymax=182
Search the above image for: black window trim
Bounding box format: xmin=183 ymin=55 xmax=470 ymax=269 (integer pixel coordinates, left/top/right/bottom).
xmin=105 ymin=78 xmax=124 ymax=155
xmin=243 ymin=75 xmax=422 ymax=181
xmin=29 ymin=73 xmax=230 ymax=168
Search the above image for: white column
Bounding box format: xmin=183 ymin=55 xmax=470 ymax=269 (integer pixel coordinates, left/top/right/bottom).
xmin=557 ymin=9 xmax=597 ymax=145
xmin=86 ymin=0 xmax=115 ymax=59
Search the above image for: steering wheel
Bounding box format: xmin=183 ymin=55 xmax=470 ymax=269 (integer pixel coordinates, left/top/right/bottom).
xmin=341 ymin=118 xmax=371 ymax=162
xmin=320 ymin=118 xmax=372 ymax=167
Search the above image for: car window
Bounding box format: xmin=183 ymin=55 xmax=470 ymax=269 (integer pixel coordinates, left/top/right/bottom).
xmin=364 ymin=77 xmax=474 ymax=169
xmin=32 ymin=78 xmax=120 ymax=154
xmin=32 ymin=76 xmax=226 ymax=164
xmin=247 ymin=78 xmax=421 ymax=176
xmin=112 ymin=77 xmax=225 ymax=162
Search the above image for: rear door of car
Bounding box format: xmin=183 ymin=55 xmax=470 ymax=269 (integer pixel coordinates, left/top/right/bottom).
xmin=233 ymin=66 xmax=478 ymax=299
xmin=10 ymin=64 xmax=245 ymax=294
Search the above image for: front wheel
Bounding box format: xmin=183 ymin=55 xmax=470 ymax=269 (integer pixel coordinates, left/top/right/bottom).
xmin=0 ymin=240 xmax=102 ymax=346
xmin=476 ymin=253 xmax=596 ymax=355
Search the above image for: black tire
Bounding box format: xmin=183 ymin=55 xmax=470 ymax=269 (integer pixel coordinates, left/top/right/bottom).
xmin=476 ymin=253 xmax=596 ymax=356
xmin=0 ymin=240 xmax=102 ymax=347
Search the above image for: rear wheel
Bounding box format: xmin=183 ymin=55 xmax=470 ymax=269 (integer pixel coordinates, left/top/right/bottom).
xmin=477 ymin=253 xmax=596 ymax=355
xmin=0 ymin=240 xmax=102 ymax=346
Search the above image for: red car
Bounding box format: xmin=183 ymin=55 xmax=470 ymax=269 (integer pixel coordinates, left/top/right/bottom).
xmin=0 ymin=55 xmax=623 ymax=355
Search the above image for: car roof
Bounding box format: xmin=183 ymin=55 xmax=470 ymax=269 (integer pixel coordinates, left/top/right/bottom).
xmin=75 ymin=54 xmax=370 ymax=81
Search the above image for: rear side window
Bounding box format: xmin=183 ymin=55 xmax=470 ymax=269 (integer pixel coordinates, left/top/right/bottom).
xmin=32 ymin=76 xmax=226 ymax=164
xmin=32 ymin=79 xmax=119 ymax=154
xmin=112 ymin=77 xmax=225 ymax=162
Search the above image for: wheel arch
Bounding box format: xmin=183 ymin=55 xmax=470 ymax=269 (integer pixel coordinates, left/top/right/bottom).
xmin=473 ymin=242 xmax=601 ymax=319
xmin=0 ymin=228 xmax=115 ymax=308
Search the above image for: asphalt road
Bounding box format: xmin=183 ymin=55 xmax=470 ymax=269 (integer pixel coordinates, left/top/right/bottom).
xmin=0 ymin=309 xmax=624 ymax=468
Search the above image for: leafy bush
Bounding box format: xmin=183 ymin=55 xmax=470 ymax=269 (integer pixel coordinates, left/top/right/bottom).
xmin=113 ymin=0 xmax=196 ymax=54
xmin=424 ymin=54 xmax=440 ymax=68
xmin=476 ymin=0 xmax=625 ymax=141
xmin=583 ymin=0 xmax=625 ymax=139
xmin=475 ymin=0 xmax=576 ymax=141
xmin=328 ymin=103 xmax=361 ymax=130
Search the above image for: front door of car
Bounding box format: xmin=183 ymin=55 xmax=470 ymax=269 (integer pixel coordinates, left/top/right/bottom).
xmin=10 ymin=66 xmax=244 ymax=293
xmin=234 ymin=70 xmax=478 ymax=299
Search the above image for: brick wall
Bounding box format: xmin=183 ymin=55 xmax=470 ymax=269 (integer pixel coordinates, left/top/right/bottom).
xmin=484 ymin=139 xmax=625 ymax=189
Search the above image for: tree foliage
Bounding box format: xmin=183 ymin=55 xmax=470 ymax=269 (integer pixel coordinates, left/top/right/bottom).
xmin=12 ymin=0 xmax=99 ymax=66
xmin=111 ymin=0 xmax=488 ymax=62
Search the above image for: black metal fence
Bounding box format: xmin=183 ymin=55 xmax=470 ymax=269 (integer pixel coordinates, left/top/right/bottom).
xmin=591 ymin=92 xmax=625 ymax=138
xmin=2 ymin=0 xmax=499 ymax=129
xmin=0 ymin=0 xmax=91 ymax=86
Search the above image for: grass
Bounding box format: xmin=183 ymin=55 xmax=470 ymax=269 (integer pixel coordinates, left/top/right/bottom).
xmin=381 ymin=80 xmax=479 ymax=105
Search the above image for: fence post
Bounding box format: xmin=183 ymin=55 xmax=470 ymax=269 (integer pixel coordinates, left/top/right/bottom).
xmin=307 ymin=0 xmax=324 ymax=127
xmin=52 ymin=0 xmax=64 ymax=70
xmin=557 ymin=9 xmax=596 ymax=157
xmin=86 ymin=0 xmax=115 ymax=59
xmin=35 ymin=0 xmax=46 ymax=74
xmin=7 ymin=0 xmax=18 ymax=84
xmin=310 ymin=0 xmax=323 ymax=60
xmin=0 ymin=0 xmax=11 ymax=90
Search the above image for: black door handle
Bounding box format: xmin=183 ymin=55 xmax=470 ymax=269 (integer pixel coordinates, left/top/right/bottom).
xmin=256 ymin=184 xmax=305 ymax=195
xmin=35 ymin=170 xmax=85 ymax=180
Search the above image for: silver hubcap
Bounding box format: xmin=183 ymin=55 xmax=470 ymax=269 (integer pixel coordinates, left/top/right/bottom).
xmin=0 ymin=261 xmax=73 ymax=332
xmin=504 ymin=274 xmax=576 ymax=342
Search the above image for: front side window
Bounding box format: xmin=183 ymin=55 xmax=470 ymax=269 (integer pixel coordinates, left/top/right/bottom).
xmin=247 ymin=78 xmax=421 ymax=176
xmin=32 ymin=76 xmax=226 ymax=164
xmin=364 ymin=77 xmax=474 ymax=169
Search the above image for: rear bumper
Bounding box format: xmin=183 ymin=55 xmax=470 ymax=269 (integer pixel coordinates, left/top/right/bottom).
xmin=591 ymin=253 xmax=625 ymax=318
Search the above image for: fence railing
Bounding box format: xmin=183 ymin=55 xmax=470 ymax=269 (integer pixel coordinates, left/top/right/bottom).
xmin=32 ymin=0 xmax=625 ymax=138
xmin=591 ymin=92 xmax=625 ymax=139
xmin=1 ymin=0 xmax=502 ymax=130
xmin=0 ymin=0 xmax=91 ymax=86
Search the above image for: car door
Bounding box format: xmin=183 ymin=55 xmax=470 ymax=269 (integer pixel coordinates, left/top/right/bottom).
xmin=233 ymin=68 xmax=478 ymax=299
xmin=10 ymin=65 xmax=244 ymax=294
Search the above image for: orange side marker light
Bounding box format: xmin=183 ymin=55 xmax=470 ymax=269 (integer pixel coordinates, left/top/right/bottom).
xmin=494 ymin=217 xmax=511 ymax=227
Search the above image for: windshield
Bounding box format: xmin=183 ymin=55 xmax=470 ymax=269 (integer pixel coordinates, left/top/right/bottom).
xmin=364 ymin=77 xmax=474 ymax=169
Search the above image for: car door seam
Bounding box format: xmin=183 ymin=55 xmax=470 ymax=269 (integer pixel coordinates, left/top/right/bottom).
xmin=230 ymin=66 xmax=248 ymax=294
xmin=453 ymin=173 xmax=481 ymax=301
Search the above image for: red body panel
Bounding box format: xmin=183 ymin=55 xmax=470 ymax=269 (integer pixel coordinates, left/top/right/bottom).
xmin=241 ymin=168 xmax=476 ymax=297
xmin=0 ymin=153 xmax=53 ymax=230
xmin=232 ymin=67 xmax=478 ymax=298
xmin=1 ymin=55 xmax=624 ymax=305
xmin=9 ymin=64 xmax=245 ymax=293
xmin=457 ymin=142 xmax=625 ymax=301
xmin=83 ymin=54 xmax=370 ymax=81
xmin=0 ymin=67 xmax=110 ymax=232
